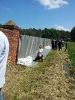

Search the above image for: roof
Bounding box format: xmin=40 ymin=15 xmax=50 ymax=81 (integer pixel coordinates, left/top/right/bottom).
xmin=2 ymin=20 xmax=19 ymax=30
xmin=4 ymin=20 xmax=18 ymax=27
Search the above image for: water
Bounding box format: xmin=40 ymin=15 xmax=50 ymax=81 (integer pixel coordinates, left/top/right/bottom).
xmin=63 ymin=62 xmax=71 ymax=76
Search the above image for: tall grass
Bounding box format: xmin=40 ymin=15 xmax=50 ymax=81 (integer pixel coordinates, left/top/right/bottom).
xmin=3 ymin=50 xmax=57 ymax=100
xmin=67 ymin=42 xmax=75 ymax=77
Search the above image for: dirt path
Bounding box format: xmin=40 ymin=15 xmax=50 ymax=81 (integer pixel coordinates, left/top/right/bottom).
xmin=39 ymin=48 xmax=75 ymax=100
xmin=31 ymin=48 xmax=75 ymax=100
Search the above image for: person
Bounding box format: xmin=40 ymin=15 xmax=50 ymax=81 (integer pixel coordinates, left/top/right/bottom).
xmin=51 ymin=39 xmax=54 ymax=49
xmin=0 ymin=31 xmax=9 ymax=100
xmin=51 ymin=39 xmax=55 ymax=49
xmin=64 ymin=41 xmax=68 ymax=51
xmin=58 ymin=40 xmax=62 ymax=50
xmin=33 ymin=45 xmax=43 ymax=61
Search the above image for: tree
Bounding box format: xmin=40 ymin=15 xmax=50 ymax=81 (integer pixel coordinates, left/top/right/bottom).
xmin=70 ymin=27 xmax=75 ymax=42
xmin=19 ymin=28 xmax=71 ymax=40
xmin=0 ymin=24 xmax=2 ymax=28
xmin=59 ymin=30 xmax=70 ymax=41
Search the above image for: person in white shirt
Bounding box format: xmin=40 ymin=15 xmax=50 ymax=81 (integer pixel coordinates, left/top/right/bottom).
xmin=33 ymin=45 xmax=43 ymax=61
xmin=0 ymin=31 xmax=9 ymax=100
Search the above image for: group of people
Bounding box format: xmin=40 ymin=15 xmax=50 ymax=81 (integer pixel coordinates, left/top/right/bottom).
xmin=0 ymin=30 xmax=69 ymax=99
xmin=33 ymin=39 xmax=67 ymax=62
xmin=51 ymin=39 xmax=65 ymax=50
xmin=0 ymin=29 xmax=69 ymax=100
xmin=33 ymin=38 xmax=68 ymax=62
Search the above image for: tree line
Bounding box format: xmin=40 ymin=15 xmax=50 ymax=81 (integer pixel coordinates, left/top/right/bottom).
xmin=0 ymin=23 xmax=75 ymax=42
xmin=20 ymin=28 xmax=70 ymax=41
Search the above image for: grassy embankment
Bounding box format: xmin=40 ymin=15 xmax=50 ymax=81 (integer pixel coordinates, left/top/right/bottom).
xmin=67 ymin=42 xmax=75 ymax=77
xmin=2 ymin=45 xmax=75 ymax=100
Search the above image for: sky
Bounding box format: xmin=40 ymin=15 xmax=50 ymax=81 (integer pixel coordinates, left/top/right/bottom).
xmin=0 ymin=0 xmax=75 ymax=31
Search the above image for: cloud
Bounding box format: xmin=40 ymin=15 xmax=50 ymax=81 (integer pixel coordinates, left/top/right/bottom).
xmin=35 ymin=0 xmax=68 ymax=9
xmin=0 ymin=4 xmax=11 ymax=11
xmin=55 ymin=25 xmax=69 ymax=31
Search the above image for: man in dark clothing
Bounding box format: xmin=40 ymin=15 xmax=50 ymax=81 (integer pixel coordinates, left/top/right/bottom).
xmin=58 ymin=40 xmax=62 ymax=50
xmin=51 ymin=39 xmax=55 ymax=49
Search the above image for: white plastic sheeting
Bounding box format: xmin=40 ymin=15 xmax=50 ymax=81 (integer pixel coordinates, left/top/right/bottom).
xmin=17 ymin=35 xmax=52 ymax=67
xmin=17 ymin=56 xmax=33 ymax=67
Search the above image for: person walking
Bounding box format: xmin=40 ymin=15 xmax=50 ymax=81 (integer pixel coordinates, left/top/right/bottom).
xmin=58 ymin=40 xmax=62 ymax=50
xmin=0 ymin=31 xmax=9 ymax=100
xmin=64 ymin=41 xmax=68 ymax=51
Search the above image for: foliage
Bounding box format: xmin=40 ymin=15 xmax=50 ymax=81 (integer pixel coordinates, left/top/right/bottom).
xmin=67 ymin=42 xmax=75 ymax=77
xmin=20 ymin=28 xmax=70 ymax=40
xmin=70 ymin=27 xmax=75 ymax=42
xmin=59 ymin=30 xmax=70 ymax=41
xmin=0 ymin=24 xmax=2 ymax=28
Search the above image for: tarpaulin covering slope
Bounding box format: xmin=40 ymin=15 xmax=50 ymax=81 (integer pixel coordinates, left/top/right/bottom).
xmin=17 ymin=35 xmax=52 ymax=67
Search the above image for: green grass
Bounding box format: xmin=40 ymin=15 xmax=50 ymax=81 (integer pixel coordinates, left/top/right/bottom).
xmin=3 ymin=48 xmax=75 ymax=100
xmin=67 ymin=42 xmax=75 ymax=77
xmin=3 ymin=50 xmax=57 ymax=100
xmin=34 ymin=50 xmax=56 ymax=73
